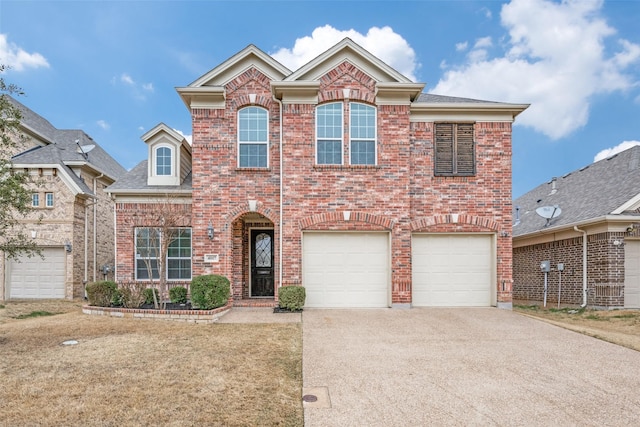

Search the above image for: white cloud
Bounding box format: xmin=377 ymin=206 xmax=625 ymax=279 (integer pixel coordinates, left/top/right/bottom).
xmin=431 ymin=0 xmax=640 ymax=140
xmin=120 ymin=73 xmax=134 ymax=85
xmin=113 ymin=73 xmax=154 ymax=100
xmin=455 ymin=41 xmax=468 ymax=52
xmin=0 ymin=34 xmax=49 ymax=71
xmin=271 ymin=25 xmax=419 ymax=81
xmin=173 ymin=128 xmax=192 ymax=145
xmin=594 ymin=140 xmax=640 ymax=162
xmin=97 ymin=120 xmax=110 ymax=130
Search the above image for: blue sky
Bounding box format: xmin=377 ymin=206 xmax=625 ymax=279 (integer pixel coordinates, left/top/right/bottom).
xmin=1 ymin=0 xmax=639 ymax=197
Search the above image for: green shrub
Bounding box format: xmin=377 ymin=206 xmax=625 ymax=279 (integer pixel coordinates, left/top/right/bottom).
xmin=169 ymin=286 xmax=188 ymax=304
xmin=111 ymin=288 xmax=123 ymax=306
xmin=143 ymin=288 xmax=160 ymax=305
xmin=86 ymin=281 xmax=118 ymax=307
xmin=118 ymin=283 xmax=147 ymax=308
xmin=190 ymin=275 xmax=230 ymax=310
xmin=278 ymin=286 xmax=306 ymax=311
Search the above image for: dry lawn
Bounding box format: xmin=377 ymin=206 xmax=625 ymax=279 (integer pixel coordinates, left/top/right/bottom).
xmin=514 ymin=304 xmax=640 ymax=352
xmin=0 ymin=300 xmax=302 ymax=427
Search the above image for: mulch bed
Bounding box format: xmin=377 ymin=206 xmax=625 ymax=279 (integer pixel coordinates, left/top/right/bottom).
xmin=273 ymin=306 xmax=303 ymax=313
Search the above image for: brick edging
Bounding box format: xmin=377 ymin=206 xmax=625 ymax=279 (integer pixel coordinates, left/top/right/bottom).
xmin=82 ymin=302 xmax=232 ymax=324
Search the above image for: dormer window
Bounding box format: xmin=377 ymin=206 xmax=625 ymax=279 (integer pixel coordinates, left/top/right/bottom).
xmin=156 ymin=146 xmax=172 ymax=176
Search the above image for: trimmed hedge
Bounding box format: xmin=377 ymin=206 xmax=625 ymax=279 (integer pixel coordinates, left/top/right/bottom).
xmin=86 ymin=281 xmax=118 ymax=307
xmin=169 ymin=286 xmax=188 ymax=304
xmin=190 ymin=275 xmax=230 ymax=310
xmin=278 ymin=286 xmax=306 ymax=311
xmin=143 ymin=288 xmax=159 ymax=305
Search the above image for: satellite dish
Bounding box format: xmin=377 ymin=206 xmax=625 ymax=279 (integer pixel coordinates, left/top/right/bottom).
xmin=76 ymin=144 xmax=95 ymax=154
xmin=536 ymin=205 xmax=561 ymax=226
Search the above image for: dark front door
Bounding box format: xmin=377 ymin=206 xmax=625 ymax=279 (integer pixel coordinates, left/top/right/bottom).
xmin=250 ymin=229 xmax=274 ymax=297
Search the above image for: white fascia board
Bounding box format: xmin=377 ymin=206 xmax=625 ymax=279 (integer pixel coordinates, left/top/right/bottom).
xmin=62 ymin=161 xmax=117 ymax=182
xmin=108 ymin=191 xmax=193 ymax=204
xmin=285 ymin=38 xmax=412 ymax=83
xmin=513 ymin=214 xmax=640 ymax=241
xmin=410 ymin=102 xmax=530 ymax=122
xmin=612 ymin=193 xmax=640 ymax=214
xmin=271 ymin=81 xmax=320 ymax=104
xmin=376 ymin=83 xmax=426 ymax=104
xmin=189 ymin=45 xmax=290 ymax=87
xmin=13 ymin=163 xmax=89 ymax=196
xmin=176 ymin=86 xmax=226 ymax=110
xmin=20 ymin=123 xmax=53 ymax=145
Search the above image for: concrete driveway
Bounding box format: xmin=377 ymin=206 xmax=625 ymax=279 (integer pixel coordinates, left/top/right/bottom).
xmin=302 ymin=308 xmax=640 ymax=426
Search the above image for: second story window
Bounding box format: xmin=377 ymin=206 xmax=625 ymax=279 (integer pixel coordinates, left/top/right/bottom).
xmin=32 ymin=193 xmax=39 ymax=207
xmin=316 ymin=103 xmax=343 ymax=165
xmin=316 ymin=102 xmax=377 ymax=166
xmin=156 ymin=146 xmax=172 ymax=176
xmin=350 ymin=103 xmax=376 ymax=165
xmin=434 ymin=123 xmax=476 ymax=176
xmin=238 ymin=106 xmax=268 ymax=168
xmin=45 ymin=192 xmax=54 ymax=207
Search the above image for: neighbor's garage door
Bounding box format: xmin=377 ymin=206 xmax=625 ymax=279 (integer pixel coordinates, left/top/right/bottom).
xmin=624 ymin=240 xmax=640 ymax=308
xmin=303 ymin=232 xmax=389 ymax=308
xmin=412 ymin=234 xmax=493 ymax=307
xmin=8 ymin=248 xmax=66 ymax=299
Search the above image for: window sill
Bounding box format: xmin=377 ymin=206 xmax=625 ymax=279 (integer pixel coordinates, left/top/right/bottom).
xmin=235 ymin=168 xmax=272 ymax=172
xmin=313 ymin=164 xmax=380 ymax=171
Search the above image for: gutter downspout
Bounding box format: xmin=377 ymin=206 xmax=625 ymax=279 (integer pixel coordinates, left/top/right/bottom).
xmin=93 ymin=174 xmax=104 ymax=283
xmin=272 ymin=95 xmax=283 ymax=292
xmin=574 ymin=226 xmax=588 ymax=307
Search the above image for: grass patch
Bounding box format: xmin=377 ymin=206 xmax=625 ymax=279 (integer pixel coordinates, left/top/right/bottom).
xmin=514 ymin=304 xmax=539 ymax=311
xmin=585 ymin=314 xmax=609 ymax=321
xmin=0 ymin=306 xmax=303 ymax=426
xmin=12 ymin=310 xmax=56 ymax=319
xmin=0 ymin=304 xmax=5 ymax=309
xmin=610 ymin=313 xmax=639 ymax=319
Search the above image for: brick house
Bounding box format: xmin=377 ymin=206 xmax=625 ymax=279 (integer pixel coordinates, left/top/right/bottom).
xmin=513 ymin=145 xmax=640 ymax=309
xmin=0 ymin=96 xmax=126 ymax=300
xmin=107 ymin=39 xmax=528 ymax=308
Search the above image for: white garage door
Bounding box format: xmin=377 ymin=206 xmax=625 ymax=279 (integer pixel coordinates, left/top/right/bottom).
xmin=624 ymin=240 xmax=640 ymax=308
xmin=412 ymin=234 xmax=493 ymax=307
xmin=8 ymin=248 xmax=66 ymax=299
xmin=303 ymin=232 xmax=389 ymax=308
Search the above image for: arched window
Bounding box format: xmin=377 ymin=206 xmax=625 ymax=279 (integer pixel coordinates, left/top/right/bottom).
xmin=156 ymin=146 xmax=172 ymax=176
xmin=349 ymin=103 xmax=376 ymax=165
xmin=238 ymin=106 xmax=268 ymax=168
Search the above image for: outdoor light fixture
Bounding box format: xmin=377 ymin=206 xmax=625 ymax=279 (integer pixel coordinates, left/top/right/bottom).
xmin=64 ymin=241 xmax=72 ymax=252
xmin=207 ymin=222 xmax=214 ymax=240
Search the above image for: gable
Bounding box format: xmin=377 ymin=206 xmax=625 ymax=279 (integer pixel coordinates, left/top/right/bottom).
xmin=143 ymin=123 xmax=191 ymax=186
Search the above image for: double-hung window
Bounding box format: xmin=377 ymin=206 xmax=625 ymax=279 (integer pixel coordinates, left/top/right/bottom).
xmin=434 ymin=123 xmax=476 ymax=176
xmin=156 ymin=146 xmax=172 ymax=176
xmin=45 ymin=192 xmax=54 ymax=207
xmin=238 ymin=107 xmax=268 ymax=168
xmin=316 ymin=103 xmax=343 ymax=165
xmin=135 ymin=227 xmax=192 ymax=280
xmin=350 ymin=103 xmax=376 ymax=165
xmin=316 ymin=102 xmax=377 ymax=165
xmin=32 ymin=193 xmax=39 ymax=207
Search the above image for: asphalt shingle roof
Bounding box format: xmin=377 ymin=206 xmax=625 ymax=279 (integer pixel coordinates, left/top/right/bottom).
xmin=8 ymin=96 xmax=126 ymax=181
xmin=513 ymin=145 xmax=640 ymax=237
xmin=106 ymin=160 xmax=192 ymax=192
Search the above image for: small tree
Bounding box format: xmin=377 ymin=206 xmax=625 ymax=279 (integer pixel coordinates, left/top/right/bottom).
xmin=134 ymin=195 xmax=189 ymax=308
xmin=0 ymin=65 xmax=39 ymax=259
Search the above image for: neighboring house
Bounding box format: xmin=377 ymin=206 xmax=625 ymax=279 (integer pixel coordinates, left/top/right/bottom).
xmin=0 ymin=96 xmax=126 ymax=300
xmin=513 ymin=145 xmax=640 ymax=309
xmin=107 ymin=38 xmax=528 ymax=308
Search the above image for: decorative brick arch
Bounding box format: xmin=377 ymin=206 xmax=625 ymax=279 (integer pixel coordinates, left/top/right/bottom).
xmin=225 ymin=201 xmax=278 ymax=226
xmin=410 ymin=214 xmax=500 ymax=232
xmin=299 ymin=211 xmax=393 ymax=230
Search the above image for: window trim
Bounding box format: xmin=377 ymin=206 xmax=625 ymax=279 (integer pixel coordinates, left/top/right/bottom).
xmin=349 ymin=102 xmax=377 ymax=166
xmin=155 ymin=146 xmax=173 ymax=176
xmin=134 ymin=227 xmax=192 ymax=281
xmin=315 ymin=102 xmax=344 ymax=165
xmin=237 ymin=106 xmax=269 ymax=169
xmin=45 ymin=192 xmax=54 ymax=208
xmin=434 ymin=122 xmax=476 ymax=177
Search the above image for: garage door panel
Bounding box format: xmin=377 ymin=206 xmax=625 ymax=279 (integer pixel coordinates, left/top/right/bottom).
xmin=9 ymin=248 xmax=66 ymax=299
xmin=412 ymin=234 xmax=492 ymax=307
xmin=624 ymin=241 xmax=640 ymax=308
xmin=303 ymin=232 xmax=389 ymax=308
